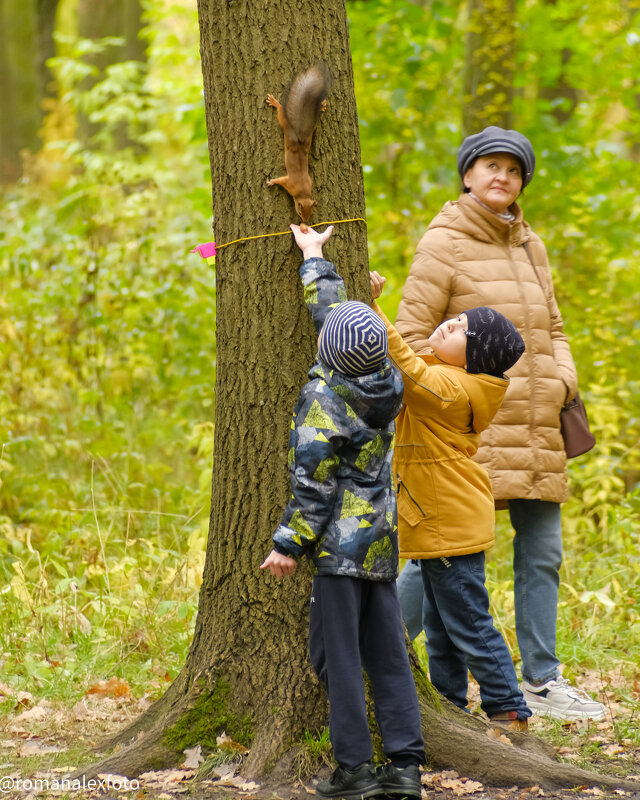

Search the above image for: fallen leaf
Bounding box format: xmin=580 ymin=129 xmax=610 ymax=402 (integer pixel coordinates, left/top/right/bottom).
xmin=15 ymin=691 xmax=35 ymax=708
xmin=19 ymin=740 xmax=65 ymax=756
xmin=14 ymin=700 xmax=52 ymax=722
xmin=486 ymin=727 xmax=513 ymax=746
xmin=182 ymin=744 xmax=204 ymax=769
xmin=440 ymin=776 xmax=484 ymax=796
xmin=216 ymin=730 xmax=249 ymax=754
xmin=138 ymin=769 xmax=192 ymax=786
xmin=86 ymin=677 xmax=131 ymax=698
xmin=211 ymin=764 xmax=237 ymax=779
xmin=237 ymin=780 xmax=260 ymax=792
xmin=601 ymin=744 xmax=625 ymax=757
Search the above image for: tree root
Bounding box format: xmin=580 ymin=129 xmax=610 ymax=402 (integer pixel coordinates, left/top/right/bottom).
xmin=419 ymin=695 xmax=640 ymax=792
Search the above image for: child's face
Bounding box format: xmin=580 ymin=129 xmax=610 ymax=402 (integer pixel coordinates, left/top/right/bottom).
xmin=428 ymin=313 xmax=469 ymax=367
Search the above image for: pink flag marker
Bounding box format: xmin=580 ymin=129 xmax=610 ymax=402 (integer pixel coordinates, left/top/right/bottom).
xmin=191 ymin=241 xmax=217 ymax=259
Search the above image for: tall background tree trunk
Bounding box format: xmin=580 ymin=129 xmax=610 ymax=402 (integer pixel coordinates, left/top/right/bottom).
xmin=35 ymin=0 xmax=60 ymax=102
xmin=76 ymin=0 xmax=146 ymax=145
xmin=462 ymin=0 xmax=516 ymax=135
xmin=0 ymin=0 xmax=40 ymax=182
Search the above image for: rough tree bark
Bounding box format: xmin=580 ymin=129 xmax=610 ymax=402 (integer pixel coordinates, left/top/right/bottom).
xmin=462 ymin=0 xmax=516 ymax=135
xmin=77 ymin=1 xmax=640 ymax=794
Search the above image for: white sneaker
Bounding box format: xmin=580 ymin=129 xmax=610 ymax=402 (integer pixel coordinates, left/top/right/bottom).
xmin=521 ymin=676 xmax=606 ymax=722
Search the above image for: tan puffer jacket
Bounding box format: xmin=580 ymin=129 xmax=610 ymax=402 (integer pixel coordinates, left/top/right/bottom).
xmin=395 ymin=192 xmax=577 ymax=506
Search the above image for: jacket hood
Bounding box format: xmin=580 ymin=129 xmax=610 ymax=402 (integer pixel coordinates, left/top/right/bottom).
xmin=455 ymin=368 xmax=509 ymax=433
xmin=428 ymin=192 xmax=530 ymax=248
xmin=309 ymin=358 xmax=404 ymax=428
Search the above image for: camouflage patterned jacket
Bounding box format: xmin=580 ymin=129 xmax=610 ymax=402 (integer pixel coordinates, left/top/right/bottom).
xmin=272 ymin=258 xmax=404 ymax=581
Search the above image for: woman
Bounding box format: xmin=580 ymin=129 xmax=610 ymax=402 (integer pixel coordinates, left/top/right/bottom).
xmin=395 ymin=126 xmax=605 ymax=722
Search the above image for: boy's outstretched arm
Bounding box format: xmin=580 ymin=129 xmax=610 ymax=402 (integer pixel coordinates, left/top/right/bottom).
xmin=371 ymin=271 xmax=456 ymax=407
xmin=290 ymin=224 xmax=348 ymax=333
xmin=290 ymin=223 xmax=333 ymax=260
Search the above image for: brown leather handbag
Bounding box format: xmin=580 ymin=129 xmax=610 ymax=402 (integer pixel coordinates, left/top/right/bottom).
xmin=560 ymin=392 xmax=596 ymax=458
xmin=522 ymin=243 xmax=596 ymax=458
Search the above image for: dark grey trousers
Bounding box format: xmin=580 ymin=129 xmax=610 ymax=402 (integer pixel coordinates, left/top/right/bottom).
xmin=308 ymin=574 xmax=425 ymax=769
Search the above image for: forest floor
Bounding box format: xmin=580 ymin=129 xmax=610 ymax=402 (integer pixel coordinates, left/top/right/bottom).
xmin=0 ymin=668 xmax=638 ymax=800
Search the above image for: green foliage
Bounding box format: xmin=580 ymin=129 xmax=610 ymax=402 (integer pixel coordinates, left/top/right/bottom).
xmin=292 ymin=728 xmax=333 ymax=779
xmin=0 ymin=0 xmax=213 ymax=701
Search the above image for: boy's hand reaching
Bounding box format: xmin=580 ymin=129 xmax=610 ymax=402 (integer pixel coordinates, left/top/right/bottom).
xmin=260 ymin=549 xmax=297 ymax=578
xmin=370 ymin=270 xmax=386 ymax=300
xmin=290 ymin=223 xmax=334 ymax=261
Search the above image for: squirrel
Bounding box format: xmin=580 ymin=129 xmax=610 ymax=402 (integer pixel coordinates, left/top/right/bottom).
xmin=267 ymin=65 xmax=329 ymax=230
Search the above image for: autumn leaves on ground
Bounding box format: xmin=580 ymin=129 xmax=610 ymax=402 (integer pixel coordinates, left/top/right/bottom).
xmin=1 ymin=667 xmax=638 ymax=800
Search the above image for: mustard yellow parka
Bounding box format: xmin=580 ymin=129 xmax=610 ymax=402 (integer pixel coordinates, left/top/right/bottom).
xmin=395 ymin=193 xmax=578 ymax=507
xmin=374 ymin=303 xmax=508 ymax=559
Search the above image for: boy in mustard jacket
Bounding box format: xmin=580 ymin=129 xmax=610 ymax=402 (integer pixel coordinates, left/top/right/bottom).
xmin=370 ymin=269 xmax=531 ymax=729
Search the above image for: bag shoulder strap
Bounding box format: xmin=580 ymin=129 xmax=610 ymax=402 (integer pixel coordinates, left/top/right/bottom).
xmin=522 ymin=240 xmax=542 ymax=287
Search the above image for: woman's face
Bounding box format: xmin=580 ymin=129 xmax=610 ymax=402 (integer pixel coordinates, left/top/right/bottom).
xmin=428 ymin=313 xmax=469 ymax=367
xmin=463 ymin=153 xmax=523 ymax=214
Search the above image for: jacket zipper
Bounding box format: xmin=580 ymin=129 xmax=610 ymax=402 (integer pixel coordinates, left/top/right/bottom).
xmin=396 ymin=474 xmax=426 ymax=517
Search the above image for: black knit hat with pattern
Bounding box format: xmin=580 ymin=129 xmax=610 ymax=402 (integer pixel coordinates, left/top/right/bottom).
xmin=464 ymin=307 xmax=525 ymax=378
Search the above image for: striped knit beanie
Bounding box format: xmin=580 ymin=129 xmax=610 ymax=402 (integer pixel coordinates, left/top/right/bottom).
xmin=464 ymin=307 xmax=525 ymax=378
xmin=318 ymin=301 xmax=388 ymax=377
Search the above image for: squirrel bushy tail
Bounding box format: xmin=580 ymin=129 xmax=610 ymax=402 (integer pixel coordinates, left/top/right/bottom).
xmin=283 ymin=65 xmax=330 ymax=143
xmin=267 ymin=65 xmax=330 ymax=225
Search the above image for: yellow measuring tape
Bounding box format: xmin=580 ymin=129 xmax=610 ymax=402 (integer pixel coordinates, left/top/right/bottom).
xmin=191 ymin=217 xmax=367 ymax=262
xmin=216 ymin=217 xmax=366 ymax=251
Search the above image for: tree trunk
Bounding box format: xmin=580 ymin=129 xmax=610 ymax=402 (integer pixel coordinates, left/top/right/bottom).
xmin=74 ymin=1 xmax=640 ymax=794
xmin=76 ymin=0 xmax=146 ymax=145
xmin=35 ymin=0 xmax=60 ymax=102
xmin=462 ymin=0 xmax=516 ymax=135
xmin=0 ymin=0 xmax=40 ymax=182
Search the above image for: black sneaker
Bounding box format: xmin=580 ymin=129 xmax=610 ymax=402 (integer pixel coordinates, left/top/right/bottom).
xmin=376 ymin=762 xmax=421 ymax=799
xmin=316 ymin=762 xmax=380 ymax=799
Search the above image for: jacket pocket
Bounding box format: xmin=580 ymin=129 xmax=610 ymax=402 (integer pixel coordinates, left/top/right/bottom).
xmin=396 ymin=474 xmax=426 ymax=527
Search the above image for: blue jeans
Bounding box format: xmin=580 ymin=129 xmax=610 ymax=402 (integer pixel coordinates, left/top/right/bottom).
xmin=419 ymin=553 xmax=530 ymax=719
xmin=397 ymin=499 xmax=563 ymax=686
xmin=397 ymin=559 xmax=425 ymax=641
xmin=509 ymin=499 xmax=562 ymax=684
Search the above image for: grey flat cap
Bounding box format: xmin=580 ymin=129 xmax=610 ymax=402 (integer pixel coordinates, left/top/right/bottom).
xmin=457 ymin=126 xmax=536 ymax=187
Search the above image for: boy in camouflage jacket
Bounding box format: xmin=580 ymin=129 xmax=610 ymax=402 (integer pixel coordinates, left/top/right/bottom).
xmin=261 ymin=225 xmax=424 ymax=800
